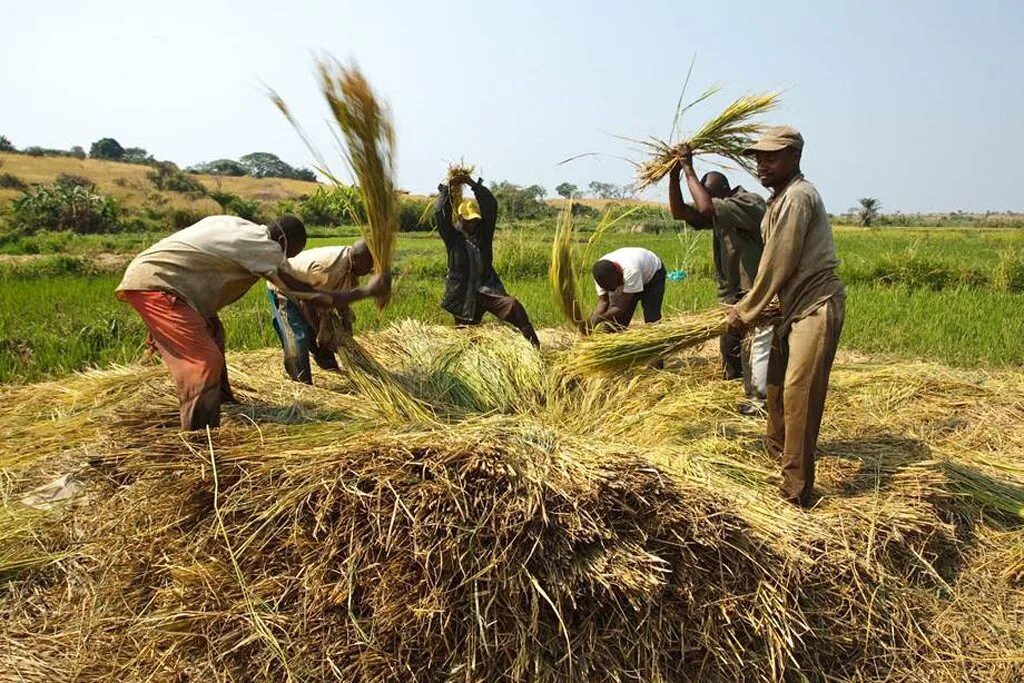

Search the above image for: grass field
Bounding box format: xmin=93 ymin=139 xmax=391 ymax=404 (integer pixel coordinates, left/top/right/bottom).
xmin=2 ymin=225 xmax=1023 ymax=383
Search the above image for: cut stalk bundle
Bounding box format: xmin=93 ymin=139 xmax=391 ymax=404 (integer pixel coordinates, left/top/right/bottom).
xmin=446 ymin=161 xmax=476 ymax=218
xmin=550 ymin=203 xmax=585 ymax=326
xmin=567 ymin=308 xmax=729 ymax=375
xmin=549 ymin=203 xmax=643 ymax=329
xmin=271 ymin=57 xmax=398 ymax=309
xmin=632 ymin=90 xmax=781 ymax=191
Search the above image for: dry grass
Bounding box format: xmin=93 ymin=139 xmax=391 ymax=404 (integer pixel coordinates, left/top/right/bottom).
xmin=0 ymin=151 xmax=320 ymax=208
xmin=1 ymin=323 xmax=1022 ymax=681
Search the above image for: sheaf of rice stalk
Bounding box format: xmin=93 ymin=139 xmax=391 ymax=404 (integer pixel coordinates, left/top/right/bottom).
xmin=549 ymin=202 xmax=644 ymax=329
xmin=446 ymin=161 xmax=476 ymax=218
xmin=0 ymin=503 xmax=63 ymax=578
xmin=269 ymin=57 xmax=398 ymax=310
xmin=315 ymin=309 xmax=434 ymax=424
xmin=566 ymin=308 xmax=729 ymax=375
xmin=631 ymin=89 xmax=781 ymax=191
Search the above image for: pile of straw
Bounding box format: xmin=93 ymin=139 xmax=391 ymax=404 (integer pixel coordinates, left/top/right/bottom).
xmin=632 ymin=89 xmax=781 ymax=191
xmin=1 ymin=322 xmax=1023 ymax=681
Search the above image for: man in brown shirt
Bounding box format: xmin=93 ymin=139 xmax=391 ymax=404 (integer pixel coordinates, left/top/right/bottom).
xmin=727 ymin=127 xmax=846 ymax=507
xmin=668 ymin=144 xmax=770 ymax=412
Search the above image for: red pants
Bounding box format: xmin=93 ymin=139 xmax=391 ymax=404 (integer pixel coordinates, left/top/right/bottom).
xmin=121 ymin=290 xmax=232 ymax=430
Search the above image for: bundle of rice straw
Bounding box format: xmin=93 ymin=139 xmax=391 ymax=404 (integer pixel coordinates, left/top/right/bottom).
xmin=632 ymin=89 xmax=781 ymax=191
xmin=549 ymin=203 xmax=643 ymax=330
xmin=549 ymin=203 xmax=586 ymax=326
xmin=270 ymin=57 xmax=398 ymax=310
xmin=446 ymin=161 xmax=475 ymax=217
xmin=567 ymin=308 xmax=729 ymax=375
xmin=315 ymin=309 xmax=433 ymax=424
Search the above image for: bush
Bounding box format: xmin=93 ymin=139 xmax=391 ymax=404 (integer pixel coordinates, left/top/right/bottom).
xmin=55 ymin=173 xmax=94 ymax=189
xmin=208 ymin=189 xmax=263 ymax=223
xmin=490 ymin=181 xmax=554 ymax=220
xmin=147 ymin=162 xmax=207 ymax=194
xmin=398 ymin=197 xmax=433 ymax=232
xmin=11 ymin=183 xmax=120 ymax=235
xmin=298 ymin=185 xmax=364 ymax=226
xmin=90 ymin=137 xmax=125 ymax=161
xmin=24 ymin=146 xmax=46 ymax=157
xmin=69 ymin=145 xmax=86 ymax=160
xmin=187 ymin=159 xmax=248 ymax=176
xmin=167 ymin=207 xmax=209 ymax=230
xmin=0 ymin=135 xmax=14 ymax=152
xmin=571 ymin=203 xmax=599 ymax=218
xmin=0 ymin=173 xmax=28 ymax=191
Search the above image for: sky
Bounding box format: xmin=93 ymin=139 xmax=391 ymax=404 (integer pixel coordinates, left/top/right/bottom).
xmin=3 ymin=0 xmax=1023 ymax=213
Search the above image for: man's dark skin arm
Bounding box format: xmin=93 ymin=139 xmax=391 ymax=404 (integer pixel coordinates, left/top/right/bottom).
xmin=585 ymin=292 xmax=638 ymax=331
xmin=668 ymin=144 xmax=714 ymax=229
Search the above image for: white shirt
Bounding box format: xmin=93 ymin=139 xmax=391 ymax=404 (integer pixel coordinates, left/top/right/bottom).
xmin=595 ymin=247 xmax=663 ymax=295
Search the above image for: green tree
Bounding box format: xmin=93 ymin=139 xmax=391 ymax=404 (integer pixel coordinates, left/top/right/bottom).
xmin=588 ymin=181 xmax=624 ymax=199
xmin=187 ymin=159 xmax=248 ymax=176
xmin=0 ymin=135 xmax=14 ymax=152
xmin=122 ymin=147 xmax=154 ymax=164
xmin=239 ymin=152 xmax=294 ymax=178
xmin=857 ymin=197 xmax=881 ymax=227
xmin=89 ymin=137 xmax=125 ymax=161
xmin=555 ymin=182 xmax=578 ymax=199
xmin=69 ymin=145 xmax=86 ymax=160
xmin=490 ymin=181 xmax=552 ymax=220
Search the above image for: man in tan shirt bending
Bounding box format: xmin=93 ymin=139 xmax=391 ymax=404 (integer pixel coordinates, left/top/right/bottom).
xmin=117 ymin=215 xmax=385 ymax=430
xmin=267 ymin=240 xmax=377 ymax=384
xmin=727 ymin=127 xmax=846 ymax=507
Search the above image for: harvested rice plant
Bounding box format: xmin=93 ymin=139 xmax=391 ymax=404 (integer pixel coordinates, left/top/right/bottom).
xmin=2 ymin=319 xmax=1022 ymax=681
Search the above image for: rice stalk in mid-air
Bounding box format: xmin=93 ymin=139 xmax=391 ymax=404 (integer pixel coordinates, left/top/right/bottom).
xmin=269 ymin=57 xmax=398 ymax=310
xmin=549 ymin=203 xmax=644 ymax=330
xmin=446 ymin=161 xmax=476 ymax=218
xmin=631 ymin=90 xmax=782 ymax=191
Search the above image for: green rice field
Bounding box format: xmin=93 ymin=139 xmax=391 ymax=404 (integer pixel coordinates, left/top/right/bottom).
xmin=2 ymin=225 xmax=1023 ymax=383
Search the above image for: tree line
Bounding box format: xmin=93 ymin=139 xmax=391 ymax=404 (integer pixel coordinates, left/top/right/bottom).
xmin=0 ymin=134 xmax=316 ymax=182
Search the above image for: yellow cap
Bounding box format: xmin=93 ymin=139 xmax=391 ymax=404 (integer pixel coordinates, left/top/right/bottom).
xmin=457 ymin=198 xmax=482 ymax=221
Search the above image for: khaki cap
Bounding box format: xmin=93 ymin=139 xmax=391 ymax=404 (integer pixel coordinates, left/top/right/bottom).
xmin=743 ymin=126 xmax=804 ymax=155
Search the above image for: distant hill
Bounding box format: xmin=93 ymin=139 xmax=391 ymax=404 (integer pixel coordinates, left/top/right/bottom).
xmin=0 ymin=152 xmax=323 ymax=214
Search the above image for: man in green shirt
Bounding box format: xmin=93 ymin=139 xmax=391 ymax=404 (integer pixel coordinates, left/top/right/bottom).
xmin=669 ymin=144 xmax=771 ymax=414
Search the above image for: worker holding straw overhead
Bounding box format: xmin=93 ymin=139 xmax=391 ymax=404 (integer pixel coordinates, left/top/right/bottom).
xmin=116 ymin=214 xmax=349 ymax=431
xmin=727 ymin=127 xmax=846 ymax=508
xmin=266 ymin=239 xmax=388 ymax=384
xmin=435 ymin=173 xmax=541 ymax=347
xmin=668 ymin=143 xmax=772 ymax=415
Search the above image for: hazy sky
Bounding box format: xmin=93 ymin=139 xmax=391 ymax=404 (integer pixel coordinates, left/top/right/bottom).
xmin=4 ymin=0 xmax=1022 ymax=212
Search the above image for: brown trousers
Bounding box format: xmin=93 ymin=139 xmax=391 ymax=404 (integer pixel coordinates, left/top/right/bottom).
xmin=766 ymin=296 xmax=845 ymax=505
xmin=454 ymin=291 xmax=540 ymax=347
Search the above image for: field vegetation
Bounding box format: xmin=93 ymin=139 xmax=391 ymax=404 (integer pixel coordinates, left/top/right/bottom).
xmin=2 ymin=224 xmax=1022 ymax=384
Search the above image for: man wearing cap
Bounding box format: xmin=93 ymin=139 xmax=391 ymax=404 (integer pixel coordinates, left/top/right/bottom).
xmin=267 ymin=239 xmax=387 ymax=384
xmin=585 ymin=247 xmax=666 ymax=331
xmin=727 ymin=126 xmax=846 ymax=507
xmin=435 ymin=173 xmax=540 ymax=347
xmin=668 ymin=143 xmax=771 ymax=415
xmin=116 ymin=214 xmax=352 ymax=431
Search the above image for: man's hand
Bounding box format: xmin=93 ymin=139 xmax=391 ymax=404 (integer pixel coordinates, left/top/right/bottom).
xmin=726 ymin=305 xmax=746 ymax=331
xmin=307 ymin=292 xmax=335 ymax=308
xmin=364 ymin=270 xmax=392 ymax=299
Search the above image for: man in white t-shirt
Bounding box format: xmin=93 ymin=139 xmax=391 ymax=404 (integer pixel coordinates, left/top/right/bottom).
xmin=585 ymin=247 xmax=666 ymax=331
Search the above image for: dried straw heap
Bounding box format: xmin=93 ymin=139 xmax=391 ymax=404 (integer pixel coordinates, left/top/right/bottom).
xmin=2 ymin=321 xmax=1023 ymax=681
